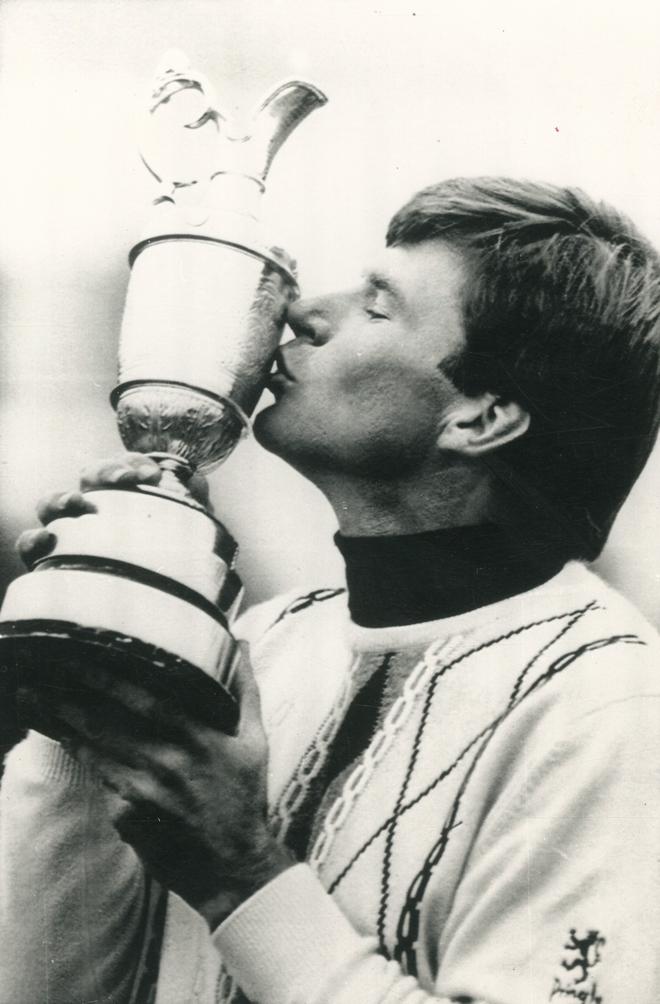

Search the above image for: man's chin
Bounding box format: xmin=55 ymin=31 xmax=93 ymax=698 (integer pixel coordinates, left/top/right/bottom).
xmin=252 ymin=403 xmax=287 ymax=456
xmin=253 ymin=404 xmax=317 ymax=477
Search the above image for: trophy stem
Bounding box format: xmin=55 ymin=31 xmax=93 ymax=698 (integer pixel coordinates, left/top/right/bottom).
xmin=140 ymin=453 xmax=199 ymax=504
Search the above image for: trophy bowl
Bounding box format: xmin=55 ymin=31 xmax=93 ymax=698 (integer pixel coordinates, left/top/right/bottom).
xmin=113 ymin=238 xmax=299 ymax=472
xmin=0 ymin=53 xmax=326 ymax=739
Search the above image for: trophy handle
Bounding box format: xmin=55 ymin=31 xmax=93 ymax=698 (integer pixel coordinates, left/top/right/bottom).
xmin=246 ymin=81 xmax=328 ymax=184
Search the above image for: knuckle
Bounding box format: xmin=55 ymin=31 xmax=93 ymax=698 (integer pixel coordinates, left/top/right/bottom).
xmin=36 ymin=491 xmax=67 ymax=524
xmin=80 ymin=453 xmax=161 ymax=489
xmin=15 ymin=529 xmax=36 ymax=554
xmin=108 ymin=795 xmax=143 ymax=838
xmin=80 ymin=460 xmax=115 ymax=489
xmin=15 ymin=528 xmax=54 ymax=566
xmin=36 ymin=490 xmax=95 ymax=526
xmin=154 ymin=745 xmax=189 ymax=783
xmin=125 ymin=451 xmax=156 ymax=468
xmin=106 ymin=768 xmax=155 ymax=807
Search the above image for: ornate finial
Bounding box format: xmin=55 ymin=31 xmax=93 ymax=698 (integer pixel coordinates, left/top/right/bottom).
xmin=138 ymin=52 xmax=327 ymax=208
xmin=139 ymin=49 xmax=224 ymax=199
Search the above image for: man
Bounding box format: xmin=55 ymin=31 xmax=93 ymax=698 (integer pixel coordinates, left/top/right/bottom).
xmin=2 ymin=177 xmax=660 ymax=1003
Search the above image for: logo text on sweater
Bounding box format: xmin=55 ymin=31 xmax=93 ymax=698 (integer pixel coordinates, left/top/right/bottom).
xmin=550 ymin=927 xmax=605 ymax=1003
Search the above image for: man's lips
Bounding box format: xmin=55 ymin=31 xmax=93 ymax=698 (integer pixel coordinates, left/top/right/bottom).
xmin=268 ymin=349 xmax=297 ymax=388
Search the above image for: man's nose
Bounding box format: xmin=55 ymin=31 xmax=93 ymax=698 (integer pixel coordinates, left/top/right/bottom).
xmin=286 ymin=293 xmax=348 ymax=344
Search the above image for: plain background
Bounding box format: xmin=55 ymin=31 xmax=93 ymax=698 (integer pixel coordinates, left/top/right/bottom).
xmin=0 ymin=0 xmax=659 ymax=621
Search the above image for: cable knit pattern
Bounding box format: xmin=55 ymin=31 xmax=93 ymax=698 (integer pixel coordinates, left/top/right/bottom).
xmin=2 ymin=564 xmax=660 ymax=1004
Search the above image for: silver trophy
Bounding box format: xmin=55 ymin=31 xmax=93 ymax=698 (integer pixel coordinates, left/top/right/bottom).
xmin=0 ymin=53 xmax=326 ymax=730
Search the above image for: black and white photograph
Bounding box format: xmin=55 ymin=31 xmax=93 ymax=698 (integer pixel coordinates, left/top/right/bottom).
xmin=1 ymin=1 xmax=659 ymax=1001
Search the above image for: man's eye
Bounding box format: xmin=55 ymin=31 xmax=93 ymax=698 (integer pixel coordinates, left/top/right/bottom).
xmin=365 ymin=308 xmax=389 ymax=321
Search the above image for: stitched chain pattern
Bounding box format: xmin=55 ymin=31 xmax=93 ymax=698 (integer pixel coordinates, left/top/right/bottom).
xmin=270 ymin=587 xmax=346 ymax=628
xmin=393 ymin=631 xmax=645 ymax=977
xmin=507 ymin=601 xmax=598 ymax=706
xmin=309 ymin=634 xmax=465 ymax=873
xmin=325 ymin=601 xmax=604 ymax=897
xmin=268 ymin=659 xmax=359 ymax=841
xmin=214 ymin=610 xmax=612 ymax=1001
xmin=216 ymin=654 xmax=362 ymax=1004
xmin=216 ymin=653 xmax=365 ymax=1003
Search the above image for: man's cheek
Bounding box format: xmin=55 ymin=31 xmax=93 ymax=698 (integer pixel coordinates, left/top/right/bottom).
xmin=334 ymin=359 xmax=403 ymax=396
xmin=335 ymin=363 xmax=435 ymax=416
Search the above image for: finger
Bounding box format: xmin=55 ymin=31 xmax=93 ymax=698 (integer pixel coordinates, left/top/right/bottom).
xmin=40 ymin=696 xmax=158 ymax=768
xmin=80 ymin=453 xmax=162 ymax=491
xmin=97 ymin=778 xmax=133 ymax=828
xmin=73 ymin=745 xmax=186 ymax=856
xmin=15 ymin=527 xmax=56 ymax=569
xmin=103 ymin=789 xmax=148 ymax=841
xmin=31 ymin=659 xmax=188 ymax=732
xmin=25 ymin=669 xmax=193 ymax=760
xmin=38 ymin=659 xmax=230 ymax=760
xmin=16 ymin=686 xmax=79 ymax=744
xmin=36 ymin=490 xmax=96 ymax=526
xmin=73 ymin=742 xmax=138 ymax=795
xmin=27 ymin=648 xmax=230 ymax=738
xmin=72 ymin=743 xmax=174 ymax=816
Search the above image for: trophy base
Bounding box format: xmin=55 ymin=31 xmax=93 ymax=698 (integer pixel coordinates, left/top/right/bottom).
xmin=0 ymin=618 xmax=239 ymax=739
xmin=0 ymin=483 xmax=244 ymax=743
xmin=0 ymin=563 xmax=239 ymax=670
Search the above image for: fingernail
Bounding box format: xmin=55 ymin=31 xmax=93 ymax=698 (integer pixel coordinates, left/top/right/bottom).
xmin=107 ymin=468 xmax=129 ymax=484
xmin=61 ymin=491 xmax=82 ymax=508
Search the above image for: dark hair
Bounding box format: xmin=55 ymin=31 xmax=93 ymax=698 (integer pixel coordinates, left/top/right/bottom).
xmin=387 ymin=178 xmax=660 ymax=559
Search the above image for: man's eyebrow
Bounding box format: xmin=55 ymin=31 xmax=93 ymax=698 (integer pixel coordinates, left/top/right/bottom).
xmin=362 ymin=271 xmax=406 ymax=306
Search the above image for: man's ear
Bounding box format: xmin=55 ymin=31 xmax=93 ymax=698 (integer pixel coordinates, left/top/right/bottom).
xmin=437 ymin=392 xmax=530 ymax=456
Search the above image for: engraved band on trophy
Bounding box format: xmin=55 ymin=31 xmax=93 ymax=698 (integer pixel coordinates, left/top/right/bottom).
xmin=0 ymin=52 xmax=327 ymax=731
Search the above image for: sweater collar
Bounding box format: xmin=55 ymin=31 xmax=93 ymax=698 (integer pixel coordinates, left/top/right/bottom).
xmin=334 ymin=524 xmax=566 ymax=628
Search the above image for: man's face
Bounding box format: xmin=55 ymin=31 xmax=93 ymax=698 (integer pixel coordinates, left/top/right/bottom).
xmin=254 ymin=240 xmax=468 ymax=479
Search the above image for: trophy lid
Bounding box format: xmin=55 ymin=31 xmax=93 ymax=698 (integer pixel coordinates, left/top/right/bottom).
xmin=136 ymin=51 xmax=327 ymax=241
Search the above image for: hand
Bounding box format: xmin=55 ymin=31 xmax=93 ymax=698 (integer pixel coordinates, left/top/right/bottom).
xmin=17 ymin=642 xmax=295 ymax=929
xmin=16 ymin=452 xmax=210 ymax=569
xmin=2 ymin=456 xmax=160 ymax=756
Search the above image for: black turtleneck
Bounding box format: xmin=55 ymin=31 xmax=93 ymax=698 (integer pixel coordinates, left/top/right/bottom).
xmin=334 ymin=523 xmax=566 ymax=628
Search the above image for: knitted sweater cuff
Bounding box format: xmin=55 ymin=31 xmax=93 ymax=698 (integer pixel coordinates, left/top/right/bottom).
xmin=17 ymin=729 xmax=99 ymax=788
xmin=212 ymin=864 xmax=371 ymax=1004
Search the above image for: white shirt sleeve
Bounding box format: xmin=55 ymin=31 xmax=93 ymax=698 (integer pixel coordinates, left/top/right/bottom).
xmin=0 ymin=731 xmax=148 ymax=1004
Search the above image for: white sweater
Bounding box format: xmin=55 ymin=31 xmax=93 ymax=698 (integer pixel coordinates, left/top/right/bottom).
xmin=2 ymin=562 xmax=660 ymax=1004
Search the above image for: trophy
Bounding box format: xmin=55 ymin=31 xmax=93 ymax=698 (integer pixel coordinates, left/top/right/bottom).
xmin=0 ymin=53 xmax=326 ymax=732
